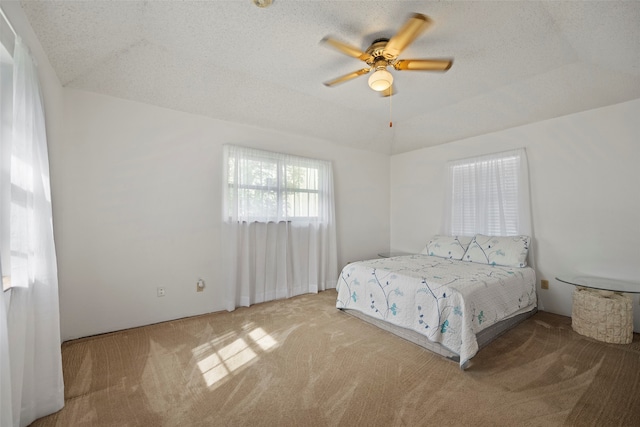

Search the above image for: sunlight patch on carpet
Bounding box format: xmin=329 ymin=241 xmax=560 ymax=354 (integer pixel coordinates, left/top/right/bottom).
xmin=192 ymin=327 xmax=278 ymax=388
xmin=248 ymin=327 xmax=277 ymax=351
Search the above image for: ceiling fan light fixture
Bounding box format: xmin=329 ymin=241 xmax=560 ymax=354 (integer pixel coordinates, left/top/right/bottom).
xmin=368 ymin=69 xmax=393 ymax=92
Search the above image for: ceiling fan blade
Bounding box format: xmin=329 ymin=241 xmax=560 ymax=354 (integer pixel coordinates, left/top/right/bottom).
xmin=393 ymin=58 xmax=453 ymax=71
xmin=380 ymin=84 xmax=397 ymax=97
xmin=323 ymin=68 xmax=371 ymax=87
xmin=385 ymin=13 xmax=432 ymax=58
xmin=321 ymin=36 xmax=372 ymax=62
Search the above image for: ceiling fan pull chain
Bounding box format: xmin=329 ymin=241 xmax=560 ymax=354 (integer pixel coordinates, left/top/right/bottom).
xmin=389 ymin=89 xmax=393 ymax=128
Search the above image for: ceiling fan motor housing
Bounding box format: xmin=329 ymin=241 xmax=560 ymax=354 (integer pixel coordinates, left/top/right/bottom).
xmin=366 ymin=38 xmax=395 ymax=67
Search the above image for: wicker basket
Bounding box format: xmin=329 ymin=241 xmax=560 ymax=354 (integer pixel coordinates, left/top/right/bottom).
xmin=572 ymin=287 xmax=633 ymax=344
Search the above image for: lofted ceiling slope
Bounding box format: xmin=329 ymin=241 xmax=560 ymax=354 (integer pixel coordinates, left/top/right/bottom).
xmin=18 ymin=0 xmax=640 ymax=155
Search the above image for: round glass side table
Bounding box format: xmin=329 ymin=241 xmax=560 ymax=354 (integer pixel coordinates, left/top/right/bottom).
xmin=556 ymin=276 xmax=639 ymax=344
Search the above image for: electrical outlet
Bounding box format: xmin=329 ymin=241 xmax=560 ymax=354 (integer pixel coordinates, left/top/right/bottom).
xmin=541 ymin=279 xmax=549 ymax=290
xmin=196 ymin=279 xmax=205 ymax=292
xmin=157 ymin=287 xmax=166 ymax=297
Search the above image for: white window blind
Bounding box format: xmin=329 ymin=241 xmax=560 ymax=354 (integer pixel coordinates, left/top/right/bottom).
xmin=445 ymin=149 xmax=529 ymax=237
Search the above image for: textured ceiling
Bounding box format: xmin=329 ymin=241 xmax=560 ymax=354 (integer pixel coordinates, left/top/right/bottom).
xmin=19 ymin=0 xmax=640 ymax=154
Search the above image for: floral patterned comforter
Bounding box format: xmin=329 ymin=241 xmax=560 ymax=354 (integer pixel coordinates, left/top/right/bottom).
xmin=336 ymin=254 xmax=536 ymax=367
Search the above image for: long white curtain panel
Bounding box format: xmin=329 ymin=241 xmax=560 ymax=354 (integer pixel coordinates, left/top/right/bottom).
xmin=0 ymin=37 xmax=64 ymax=427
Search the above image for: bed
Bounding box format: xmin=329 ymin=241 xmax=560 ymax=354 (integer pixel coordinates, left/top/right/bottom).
xmin=336 ymin=235 xmax=537 ymax=369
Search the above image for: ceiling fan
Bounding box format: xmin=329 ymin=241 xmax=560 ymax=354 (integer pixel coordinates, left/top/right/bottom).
xmin=321 ymin=13 xmax=453 ymax=96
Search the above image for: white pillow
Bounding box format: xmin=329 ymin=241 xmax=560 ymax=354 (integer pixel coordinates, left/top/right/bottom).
xmin=421 ymin=235 xmax=473 ymax=260
xmin=462 ymin=234 xmax=530 ymax=267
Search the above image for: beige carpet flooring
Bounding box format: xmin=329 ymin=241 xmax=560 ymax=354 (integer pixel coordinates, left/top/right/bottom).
xmin=31 ymin=290 xmax=640 ymax=426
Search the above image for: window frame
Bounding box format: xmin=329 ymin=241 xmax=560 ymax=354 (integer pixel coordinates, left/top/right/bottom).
xmin=224 ymin=146 xmax=328 ymax=224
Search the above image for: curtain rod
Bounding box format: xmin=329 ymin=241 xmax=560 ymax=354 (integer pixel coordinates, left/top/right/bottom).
xmin=0 ymin=6 xmax=18 ymax=38
xmin=447 ymin=147 xmax=526 ymax=164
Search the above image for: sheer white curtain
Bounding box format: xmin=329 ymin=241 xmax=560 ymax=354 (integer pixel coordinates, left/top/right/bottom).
xmin=1 ymin=37 xmax=64 ymax=427
xmin=442 ymin=148 xmax=534 ymax=265
xmin=223 ymin=145 xmax=338 ymax=310
xmin=0 ymin=262 xmax=11 ymax=426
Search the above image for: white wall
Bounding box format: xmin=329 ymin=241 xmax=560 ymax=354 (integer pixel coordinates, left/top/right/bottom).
xmin=56 ymin=89 xmax=390 ymax=340
xmin=391 ymin=99 xmax=640 ymax=331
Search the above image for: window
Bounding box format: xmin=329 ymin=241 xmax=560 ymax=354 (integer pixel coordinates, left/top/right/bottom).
xmin=224 ymin=145 xmax=330 ymax=223
xmin=445 ymin=149 xmax=529 ymax=237
xmin=0 ymin=15 xmax=14 ymax=291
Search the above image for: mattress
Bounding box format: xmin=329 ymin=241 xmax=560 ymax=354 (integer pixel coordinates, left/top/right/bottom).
xmin=336 ymin=254 xmax=537 ymax=367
